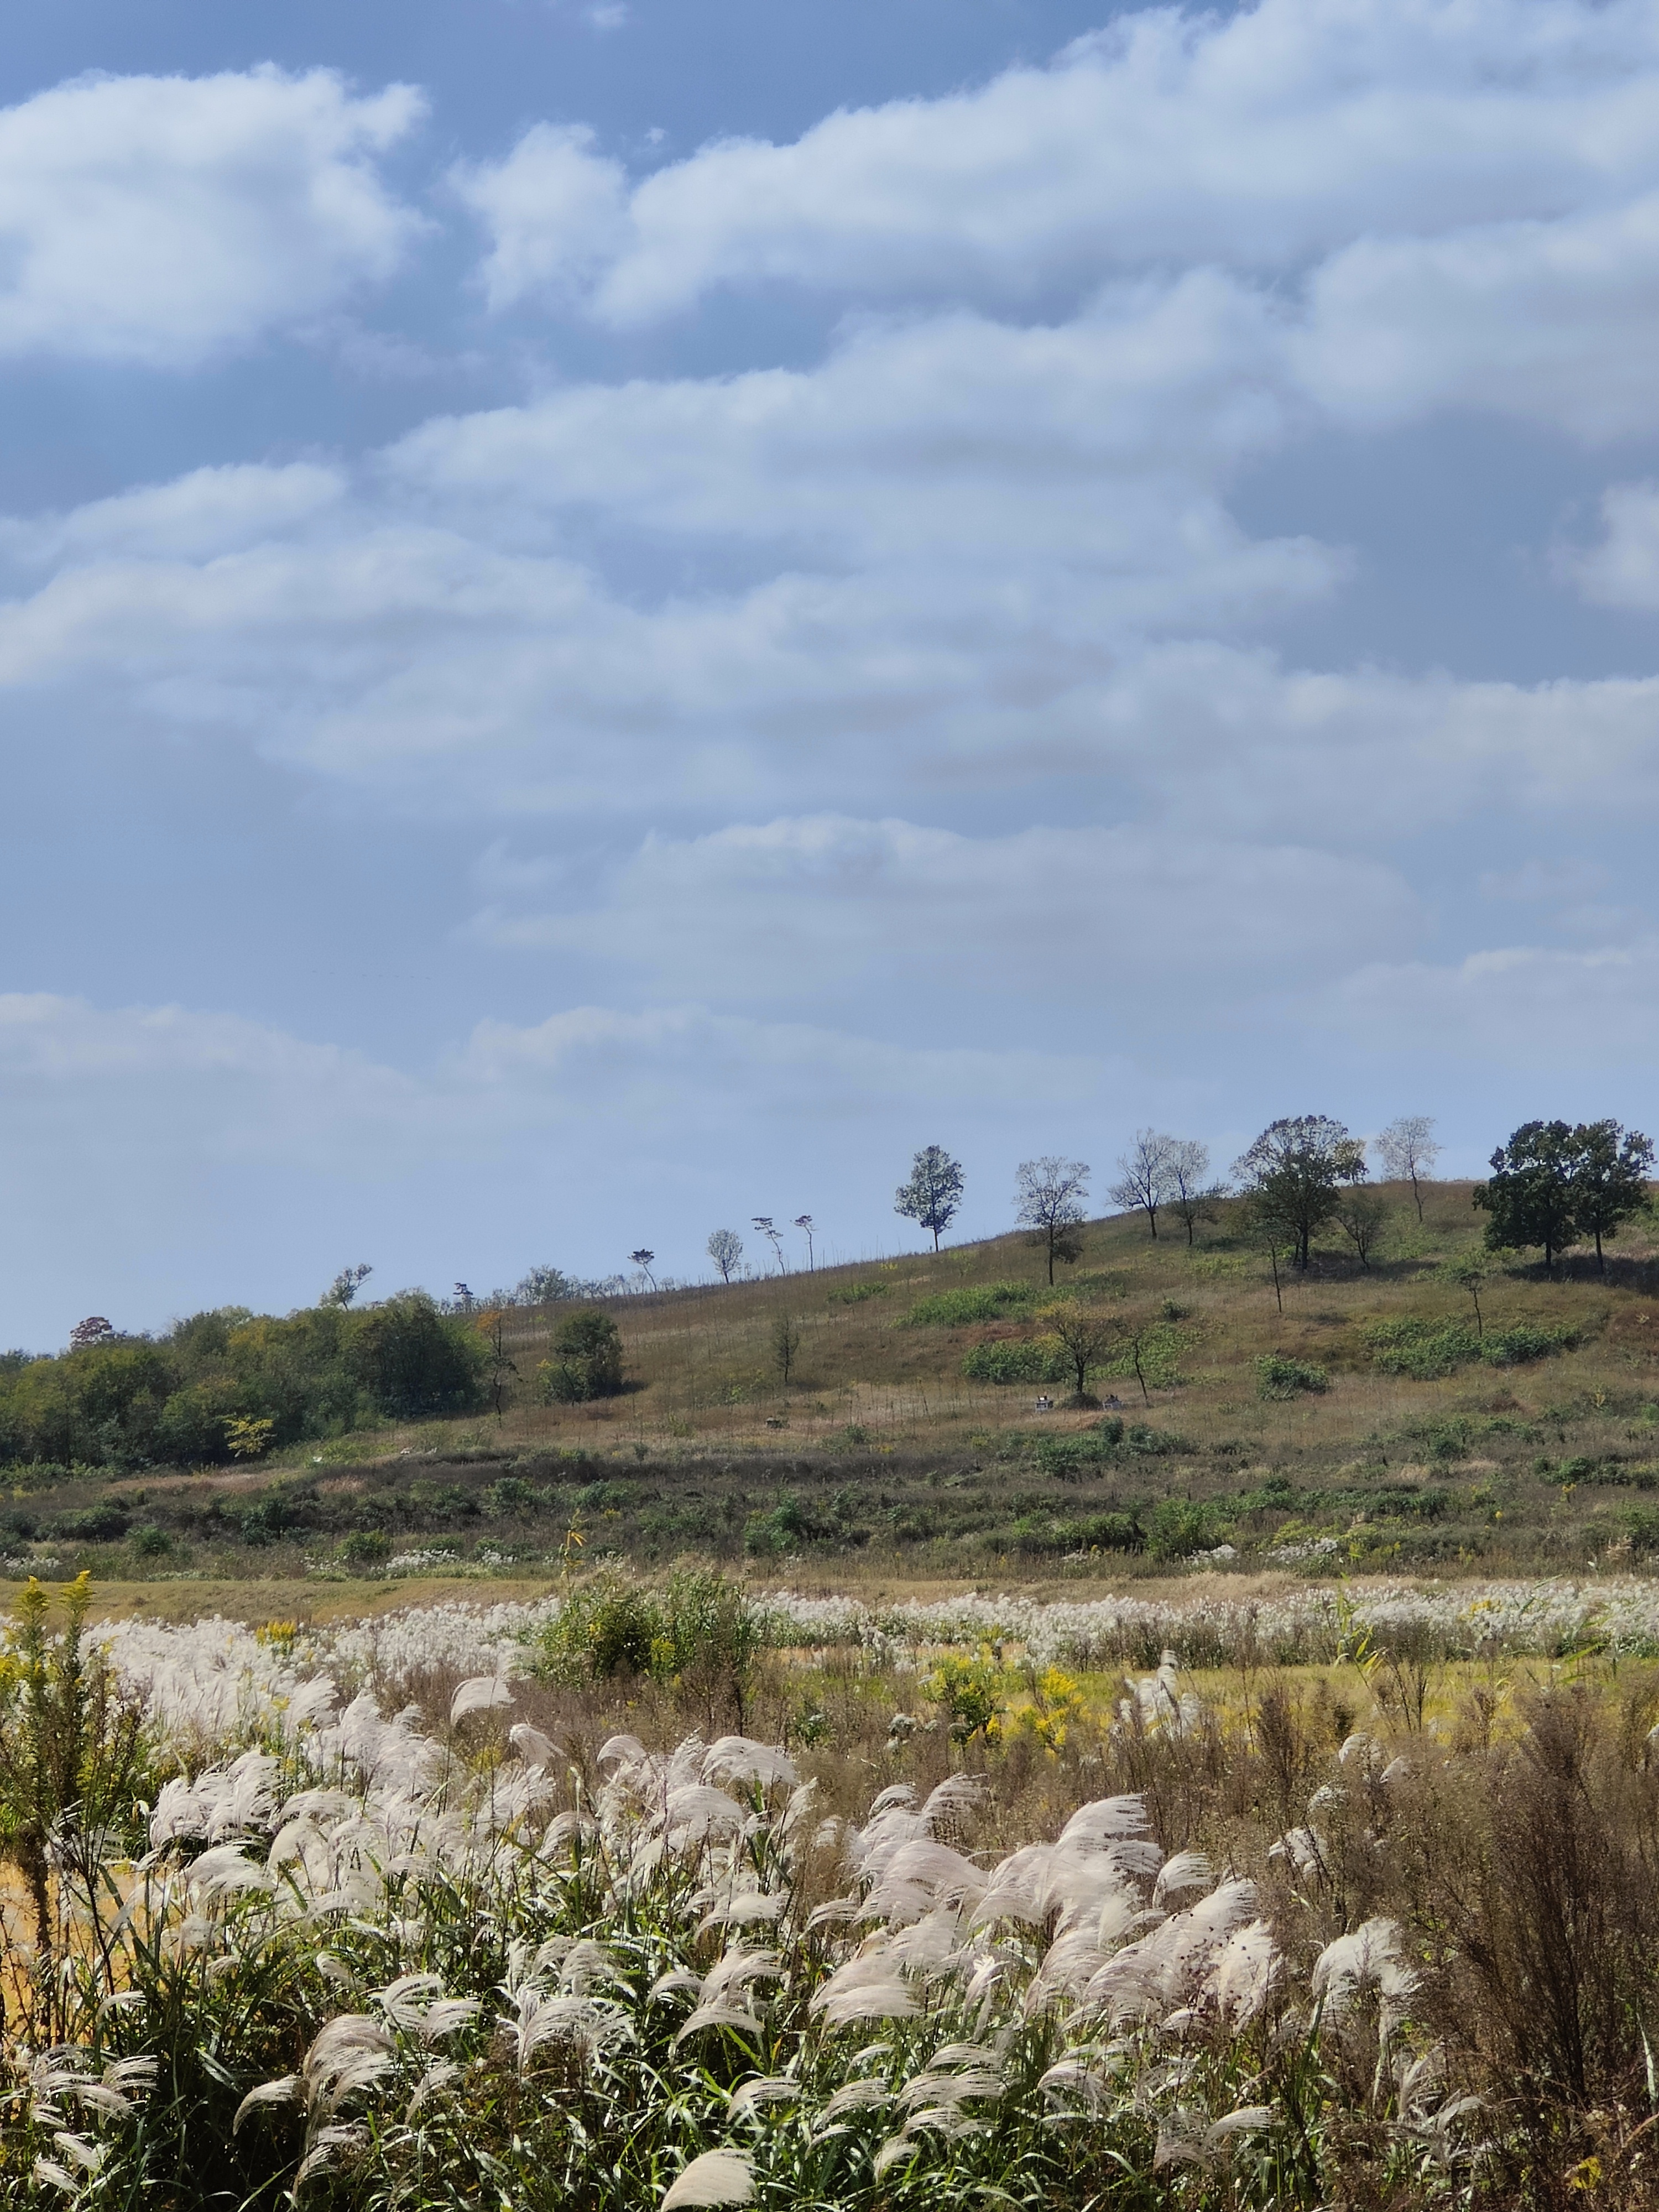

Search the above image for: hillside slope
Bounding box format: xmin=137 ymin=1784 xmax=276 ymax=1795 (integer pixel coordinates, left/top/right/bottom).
xmin=13 ymin=1181 xmax=1659 ymax=1589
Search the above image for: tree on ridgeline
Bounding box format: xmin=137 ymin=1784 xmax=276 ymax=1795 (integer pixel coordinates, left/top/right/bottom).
xmin=1475 ymin=1117 xmax=1653 ymax=1274
xmin=1233 ymin=1115 xmax=1367 ymax=1271
xmin=1473 ymin=1120 xmax=1580 ymax=1272
xmin=1166 ymin=1139 xmax=1222 ymax=1246
xmin=320 ymin=1264 xmax=373 ymax=1310
xmin=1375 ymin=1115 xmax=1442 ymax=1221
xmin=1109 ymin=1130 xmax=1175 ymax=1239
xmin=629 ymin=1249 xmax=658 ymax=1291
xmin=707 ymin=1229 xmax=744 ymax=1284
xmin=894 ymin=1145 xmax=965 ymax=1251
xmin=1570 ymin=1119 xmax=1654 ymax=1271
xmin=1015 ymin=1156 xmax=1090 ymax=1285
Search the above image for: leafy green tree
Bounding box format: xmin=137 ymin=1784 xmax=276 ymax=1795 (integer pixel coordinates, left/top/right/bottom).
xmin=1015 ymin=1155 xmax=1090 ymax=1284
xmin=895 ymin=1144 xmax=966 ymax=1251
xmin=319 ymin=1263 xmax=372 ymax=1308
xmin=348 ymin=1292 xmax=487 ymax=1417
xmin=539 ymin=1309 xmax=625 ymax=1403
xmin=1473 ymin=1120 xmax=1583 ymax=1272
xmin=1570 ymin=1118 xmax=1654 ymax=1270
xmin=1232 ymin=1115 xmax=1367 ymax=1270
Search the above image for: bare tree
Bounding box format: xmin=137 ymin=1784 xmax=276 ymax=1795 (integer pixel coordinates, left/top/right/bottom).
xmin=1045 ymin=1304 xmax=1119 ymax=1404
xmin=1165 ymin=1141 xmax=1222 ymax=1246
xmin=794 ymin=1214 xmax=816 ymax=1270
xmin=707 ymin=1229 xmax=744 ymax=1284
xmin=1376 ymin=1114 xmax=1442 ymax=1222
xmin=753 ymin=1217 xmax=786 ymax=1272
xmin=1015 ymin=1156 xmax=1091 ymax=1285
xmin=628 ymin=1249 xmax=657 ymax=1290
xmin=1335 ymin=1187 xmax=1389 ymax=1269
xmin=1109 ymin=1129 xmax=1176 ymax=1239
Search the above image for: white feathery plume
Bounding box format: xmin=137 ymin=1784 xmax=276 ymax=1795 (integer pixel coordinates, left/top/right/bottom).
xmin=817 ymin=2077 xmax=890 ymax=2123
xmin=728 ymin=2075 xmax=799 ymax=2120
xmin=450 ymin=1676 xmax=515 ymax=1726
xmin=508 ymin=1722 xmax=561 ymax=1770
xmin=660 ymin=2148 xmax=754 ymax=2209
xmin=703 ymin=1738 xmax=797 ymax=1789
xmin=1154 ymin=1851 xmax=1214 ymax=1904
xmin=1205 ymin=1917 xmax=1279 ymax=2028
xmin=301 ymin=2015 xmax=395 ymax=2117
xmin=862 ymin=1838 xmax=985 ymax=1925
xmin=233 ymin=2077 xmax=302 ymax=2133
xmin=664 ymin=1785 xmax=748 ymax=1839
xmin=811 ymin=1948 xmax=919 ymax=2026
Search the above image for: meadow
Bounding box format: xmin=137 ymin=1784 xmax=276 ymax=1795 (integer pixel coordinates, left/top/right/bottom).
xmin=4 ymin=1183 xmax=1659 ymax=2204
xmin=4 ymin=1567 xmax=1659 ymax=2208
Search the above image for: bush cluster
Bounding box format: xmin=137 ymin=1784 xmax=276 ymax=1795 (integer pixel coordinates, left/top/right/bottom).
xmin=0 ymin=1295 xmax=486 ymax=1470
xmin=1366 ymin=1316 xmax=1579 ymax=1380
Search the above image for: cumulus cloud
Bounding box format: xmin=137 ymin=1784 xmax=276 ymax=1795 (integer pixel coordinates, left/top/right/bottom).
xmin=0 ymin=67 xmax=425 ymax=365
xmin=459 ymin=0 xmax=1659 ymax=328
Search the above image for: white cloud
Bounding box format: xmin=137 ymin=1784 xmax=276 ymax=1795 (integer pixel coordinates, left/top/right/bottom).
xmin=461 ymin=0 xmax=1659 ymax=327
xmin=1295 ymin=196 xmax=1659 ymax=440
xmin=393 ymin=275 xmax=1306 ymax=567
xmin=0 ymin=68 xmax=425 ymax=366
xmin=0 ymin=463 xmax=345 ymax=570
xmin=471 ymin=813 xmax=1422 ymax=1012
xmin=1563 ymin=480 xmax=1659 ymax=608
xmin=1327 ymin=941 xmax=1659 ymax=1066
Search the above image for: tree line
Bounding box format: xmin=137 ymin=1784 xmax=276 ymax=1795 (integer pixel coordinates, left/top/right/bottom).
xmin=870 ymin=1109 xmax=1654 ymax=1286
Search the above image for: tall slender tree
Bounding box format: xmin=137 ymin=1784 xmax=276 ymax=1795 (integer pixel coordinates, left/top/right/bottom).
xmin=1376 ymin=1115 xmax=1442 ymax=1221
xmin=1109 ymin=1130 xmax=1176 ymax=1239
xmin=895 ymin=1145 xmax=966 ymax=1251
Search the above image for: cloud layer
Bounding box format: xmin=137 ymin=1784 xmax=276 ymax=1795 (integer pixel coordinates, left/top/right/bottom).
xmin=3 ymin=2 xmax=1659 ymax=1327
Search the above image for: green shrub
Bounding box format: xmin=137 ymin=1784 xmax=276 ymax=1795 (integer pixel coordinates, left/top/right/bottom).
xmin=923 ymin=1648 xmax=1005 ymax=1741
xmin=826 ymin=1281 xmax=887 ymax=1305
xmin=1256 ymin=1353 xmax=1329 ymax=1400
xmin=538 ymin=1310 xmax=625 ymax=1403
xmin=1367 ymin=1316 xmax=1577 ymax=1380
xmin=962 ymin=1336 xmax=1070 ymax=1384
xmin=1148 ymin=1498 xmax=1213 ymax=1559
xmin=129 ymin=1525 xmax=171 ymax=1558
xmin=338 ymin=1529 xmax=391 ymax=1569
xmin=349 ymin=1293 xmax=487 ymax=1418
xmin=907 ymin=1281 xmax=1035 ymax=1327
xmin=52 ymin=1504 xmax=131 ymax=1542
xmin=536 ymin=1571 xmax=770 ymax=1719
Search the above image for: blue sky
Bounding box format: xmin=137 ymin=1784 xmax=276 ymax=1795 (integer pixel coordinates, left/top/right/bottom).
xmin=5 ymin=0 xmax=1659 ymax=1341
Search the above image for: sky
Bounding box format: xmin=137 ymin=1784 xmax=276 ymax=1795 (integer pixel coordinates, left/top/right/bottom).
xmin=4 ymin=0 xmax=1659 ymax=1342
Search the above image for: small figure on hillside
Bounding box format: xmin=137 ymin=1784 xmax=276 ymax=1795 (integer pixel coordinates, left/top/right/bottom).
xmin=1102 ymin=1393 xmax=1124 ymax=1410
xmin=1034 ymin=1394 xmax=1053 ymax=1413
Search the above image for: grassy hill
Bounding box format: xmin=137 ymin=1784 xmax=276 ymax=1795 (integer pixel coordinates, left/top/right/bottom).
xmin=13 ymin=1178 xmax=1659 ymax=1595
